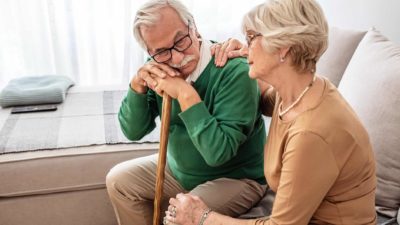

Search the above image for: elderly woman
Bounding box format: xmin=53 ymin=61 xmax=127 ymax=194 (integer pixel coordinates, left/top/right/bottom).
xmin=163 ymin=0 xmax=377 ymax=224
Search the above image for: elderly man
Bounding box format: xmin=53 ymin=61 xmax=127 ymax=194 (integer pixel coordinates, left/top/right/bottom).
xmin=106 ymin=0 xmax=266 ymax=224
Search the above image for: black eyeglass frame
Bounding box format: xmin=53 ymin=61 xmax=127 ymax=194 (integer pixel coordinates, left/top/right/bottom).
xmin=148 ymin=22 xmax=193 ymax=63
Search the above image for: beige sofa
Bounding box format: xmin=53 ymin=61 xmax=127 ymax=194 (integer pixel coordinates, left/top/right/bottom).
xmin=1 ymin=27 xmax=399 ymax=225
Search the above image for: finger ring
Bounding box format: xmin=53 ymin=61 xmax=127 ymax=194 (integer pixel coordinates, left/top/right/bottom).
xmin=163 ymin=216 xmax=169 ymax=225
xmin=171 ymin=206 xmax=177 ymax=218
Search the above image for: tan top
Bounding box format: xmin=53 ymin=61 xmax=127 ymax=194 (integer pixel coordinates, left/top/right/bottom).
xmin=249 ymin=79 xmax=377 ymax=225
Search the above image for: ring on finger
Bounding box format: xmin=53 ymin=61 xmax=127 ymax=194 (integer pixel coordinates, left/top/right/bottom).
xmin=163 ymin=216 xmax=169 ymax=225
xmin=170 ymin=206 xmax=177 ymax=218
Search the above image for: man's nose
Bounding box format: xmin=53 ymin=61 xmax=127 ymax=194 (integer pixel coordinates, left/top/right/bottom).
xmin=170 ymin=49 xmax=185 ymax=65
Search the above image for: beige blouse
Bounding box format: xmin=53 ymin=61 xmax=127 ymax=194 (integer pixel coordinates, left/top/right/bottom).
xmin=249 ymin=79 xmax=377 ymax=225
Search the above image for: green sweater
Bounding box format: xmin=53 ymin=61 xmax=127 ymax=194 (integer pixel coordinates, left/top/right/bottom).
xmin=119 ymin=57 xmax=266 ymax=190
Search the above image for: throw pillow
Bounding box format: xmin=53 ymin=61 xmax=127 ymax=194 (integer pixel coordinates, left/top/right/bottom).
xmin=317 ymin=27 xmax=366 ymax=87
xmin=338 ymin=29 xmax=400 ymax=218
xmin=0 ymin=75 xmax=74 ymax=108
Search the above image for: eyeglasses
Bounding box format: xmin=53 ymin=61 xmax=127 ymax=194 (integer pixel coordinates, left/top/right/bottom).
xmin=246 ymin=31 xmax=262 ymax=47
xmin=148 ymin=23 xmax=193 ymax=63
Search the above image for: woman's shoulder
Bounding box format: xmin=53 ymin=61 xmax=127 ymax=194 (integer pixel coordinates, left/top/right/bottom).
xmin=290 ymin=80 xmax=369 ymax=144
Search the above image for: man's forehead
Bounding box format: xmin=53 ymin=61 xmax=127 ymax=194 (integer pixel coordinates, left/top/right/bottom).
xmin=141 ymin=24 xmax=186 ymax=52
xmin=140 ymin=6 xmax=188 ymax=51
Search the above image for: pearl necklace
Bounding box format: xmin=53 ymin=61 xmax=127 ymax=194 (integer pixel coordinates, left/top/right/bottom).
xmin=278 ymin=76 xmax=316 ymax=117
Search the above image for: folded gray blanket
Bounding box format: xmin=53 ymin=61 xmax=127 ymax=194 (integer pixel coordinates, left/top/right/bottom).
xmin=0 ymin=75 xmax=74 ymax=108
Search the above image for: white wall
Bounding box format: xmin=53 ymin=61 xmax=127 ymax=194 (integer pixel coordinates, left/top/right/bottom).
xmin=317 ymin=0 xmax=400 ymax=43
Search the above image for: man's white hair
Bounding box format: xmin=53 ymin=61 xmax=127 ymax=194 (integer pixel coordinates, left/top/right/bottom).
xmin=133 ymin=0 xmax=195 ymax=49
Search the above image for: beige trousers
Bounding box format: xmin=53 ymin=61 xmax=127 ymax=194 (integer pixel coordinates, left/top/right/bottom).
xmin=106 ymin=154 xmax=265 ymax=225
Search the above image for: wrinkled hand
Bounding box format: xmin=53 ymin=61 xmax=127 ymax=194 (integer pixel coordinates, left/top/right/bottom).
xmin=165 ymin=193 xmax=209 ymax=225
xmin=130 ymin=61 xmax=180 ymax=94
xmin=211 ymin=38 xmax=249 ymax=67
xmin=151 ymin=75 xmax=191 ymax=99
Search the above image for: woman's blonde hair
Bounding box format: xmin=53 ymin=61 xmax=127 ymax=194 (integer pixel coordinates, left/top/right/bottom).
xmin=242 ymin=0 xmax=328 ymax=73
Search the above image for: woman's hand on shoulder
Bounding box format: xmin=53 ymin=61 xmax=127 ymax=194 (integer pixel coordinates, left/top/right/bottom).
xmin=211 ymin=38 xmax=249 ymax=67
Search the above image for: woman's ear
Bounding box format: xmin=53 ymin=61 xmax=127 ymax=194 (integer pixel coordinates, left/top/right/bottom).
xmin=279 ymin=47 xmax=291 ymax=62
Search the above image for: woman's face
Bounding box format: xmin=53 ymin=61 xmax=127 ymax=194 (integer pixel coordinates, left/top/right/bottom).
xmin=246 ymin=31 xmax=280 ymax=82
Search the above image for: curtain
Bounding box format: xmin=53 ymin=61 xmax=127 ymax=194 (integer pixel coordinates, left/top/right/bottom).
xmin=0 ymin=0 xmax=264 ymax=89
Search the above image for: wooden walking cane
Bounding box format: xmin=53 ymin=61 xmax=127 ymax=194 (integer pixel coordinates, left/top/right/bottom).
xmin=153 ymin=92 xmax=172 ymax=225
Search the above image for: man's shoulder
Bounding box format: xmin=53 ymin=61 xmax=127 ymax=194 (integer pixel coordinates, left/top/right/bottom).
xmin=207 ymin=56 xmax=248 ymax=70
xmin=223 ymin=57 xmax=249 ymax=69
xmin=206 ymin=57 xmax=249 ymax=77
xmin=219 ymin=57 xmax=250 ymax=81
xmin=202 ymin=57 xmax=254 ymax=90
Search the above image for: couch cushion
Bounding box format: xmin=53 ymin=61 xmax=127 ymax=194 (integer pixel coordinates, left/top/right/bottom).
xmin=0 ymin=144 xmax=157 ymax=198
xmin=398 ymin=208 xmax=400 ymax=224
xmin=0 ymin=189 xmax=117 ymax=225
xmin=377 ymin=213 xmax=399 ymax=225
xmin=338 ymin=29 xmax=400 ymax=218
xmin=316 ymin=27 xmax=366 ymax=87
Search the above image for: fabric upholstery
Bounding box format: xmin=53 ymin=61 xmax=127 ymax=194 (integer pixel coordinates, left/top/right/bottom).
xmin=0 ymin=144 xmax=157 ymax=225
xmin=0 ymin=146 xmax=156 ymax=197
xmin=317 ymin=27 xmax=366 ymax=86
xmin=338 ymin=29 xmax=400 ymax=218
xmin=398 ymin=208 xmax=400 ymax=224
xmin=0 ymin=189 xmax=117 ymax=225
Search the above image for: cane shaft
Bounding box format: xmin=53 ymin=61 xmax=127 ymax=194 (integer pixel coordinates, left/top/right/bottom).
xmin=153 ymin=93 xmax=172 ymax=225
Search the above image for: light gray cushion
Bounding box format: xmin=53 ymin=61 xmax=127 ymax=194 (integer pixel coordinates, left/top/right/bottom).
xmin=338 ymin=29 xmax=400 ymax=218
xmin=317 ymin=27 xmax=366 ymax=86
xmin=398 ymin=208 xmax=400 ymax=224
xmin=0 ymin=75 xmax=74 ymax=108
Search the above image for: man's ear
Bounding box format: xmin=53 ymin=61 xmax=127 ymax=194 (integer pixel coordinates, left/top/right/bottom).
xmin=194 ymin=25 xmax=201 ymax=38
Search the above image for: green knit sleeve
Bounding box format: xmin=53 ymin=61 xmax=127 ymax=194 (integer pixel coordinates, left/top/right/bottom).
xmin=118 ymin=86 xmax=159 ymax=140
xmin=179 ymin=59 xmax=260 ymax=166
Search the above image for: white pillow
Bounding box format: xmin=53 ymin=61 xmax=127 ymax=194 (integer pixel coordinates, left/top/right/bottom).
xmin=317 ymin=27 xmax=366 ymax=86
xmin=338 ymin=29 xmax=400 ymax=218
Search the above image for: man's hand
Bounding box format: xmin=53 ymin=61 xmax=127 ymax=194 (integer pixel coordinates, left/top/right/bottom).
xmin=130 ymin=61 xmax=180 ymax=94
xmin=152 ymin=75 xmax=201 ymax=111
xmin=211 ymin=38 xmax=249 ymax=67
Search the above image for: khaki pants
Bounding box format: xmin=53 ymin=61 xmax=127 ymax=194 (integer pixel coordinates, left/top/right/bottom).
xmin=106 ymin=154 xmax=265 ymax=225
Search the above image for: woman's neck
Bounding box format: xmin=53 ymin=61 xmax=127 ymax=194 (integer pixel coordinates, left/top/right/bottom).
xmin=274 ymin=69 xmax=315 ymax=110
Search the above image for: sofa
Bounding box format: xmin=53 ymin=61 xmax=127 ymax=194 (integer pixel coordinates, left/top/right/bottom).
xmin=0 ymin=27 xmax=399 ymax=225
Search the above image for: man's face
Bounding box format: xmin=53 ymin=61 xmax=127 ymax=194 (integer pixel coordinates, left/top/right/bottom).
xmin=141 ymin=7 xmax=200 ymax=78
